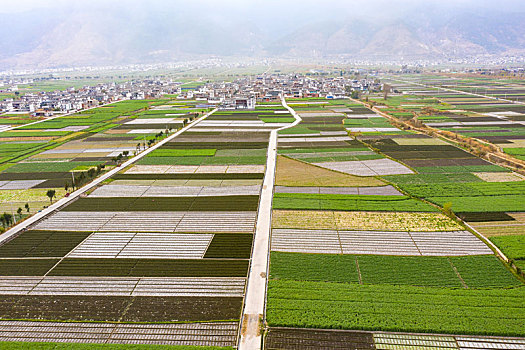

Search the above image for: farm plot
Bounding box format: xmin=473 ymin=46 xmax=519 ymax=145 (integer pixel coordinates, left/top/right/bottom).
xmin=125 ymin=164 xmax=265 ymax=174
xmin=312 ymin=158 xmax=414 ymax=176
xmin=89 ymin=184 xmax=261 ymax=197
xmin=266 ymin=280 xmax=525 ymax=336
xmin=272 ymin=210 xmax=462 ymax=231
xmin=269 ymin=252 xmax=519 ymax=288
xmin=271 ymin=229 xmax=491 ymax=256
xmin=0 ymin=294 xmax=242 ymax=323
xmin=273 ymin=193 xmax=437 ymax=212
xmin=0 ymin=276 xmax=246 ymax=297
xmin=35 ymin=211 xmax=257 ymax=233
xmin=68 ymin=232 xmax=214 ymax=258
xmin=275 ymin=156 xmax=384 ymax=187
xmin=274 ymin=185 xmax=402 ymax=196
xmin=0 ymin=320 xmax=238 ymax=347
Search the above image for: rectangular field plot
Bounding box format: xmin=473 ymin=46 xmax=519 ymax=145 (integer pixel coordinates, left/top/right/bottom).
xmin=62 ymin=195 xmax=260 ymax=211
xmin=0 ymin=276 xmax=246 ymax=297
xmin=0 ymin=180 xmax=46 ymax=190
xmin=272 ymin=210 xmax=464 ymax=232
xmin=273 ymin=193 xmax=437 ymax=212
xmin=0 ymin=259 xmax=59 ymax=276
xmin=270 ymin=252 xmax=518 ymax=288
xmin=271 ymin=229 xmax=342 ymax=254
xmin=313 ymin=158 xmax=414 ymax=176
xmin=35 ymin=211 xmax=257 ymax=233
xmin=48 ymin=258 xmax=249 ymax=277
xmin=266 ymin=280 xmax=525 ymax=336
xmin=68 ymin=232 xmax=213 ymax=259
xmin=89 ymin=184 xmax=261 ymax=197
xmin=0 ymin=295 xmax=243 ymax=322
xmin=274 ymin=185 xmax=402 ymax=196
xmin=125 ymin=164 xmax=265 ymax=174
xmin=373 ymin=333 xmax=459 ymax=349
xmin=0 ymin=230 xmax=91 ymax=258
xmin=266 ymin=328 xmax=375 ymax=350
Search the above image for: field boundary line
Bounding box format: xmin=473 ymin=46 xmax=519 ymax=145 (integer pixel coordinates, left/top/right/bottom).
xmin=239 ymin=96 xmax=301 ymax=350
xmin=0 ymin=108 xmax=217 ymax=246
xmin=448 ymin=257 xmax=469 ymax=289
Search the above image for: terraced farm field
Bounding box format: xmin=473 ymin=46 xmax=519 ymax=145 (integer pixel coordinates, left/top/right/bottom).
xmin=264 ymin=96 xmax=525 ymax=349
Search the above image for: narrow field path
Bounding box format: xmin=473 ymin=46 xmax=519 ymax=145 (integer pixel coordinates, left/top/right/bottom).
xmin=0 ymin=109 xmax=217 ymax=246
xmin=239 ymin=97 xmax=301 ymax=350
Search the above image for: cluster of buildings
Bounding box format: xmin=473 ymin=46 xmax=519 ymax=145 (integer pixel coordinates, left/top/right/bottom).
xmin=0 ymin=73 xmax=381 ymax=115
xmin=0 ymin=80 xmax=181 ymax=115
xmin=179 ymin=75 xmax=381 ymax=110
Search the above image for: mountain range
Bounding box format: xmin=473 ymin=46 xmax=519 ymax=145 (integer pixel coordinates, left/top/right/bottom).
xmin=1 ymin=4 xmax=524 ymax=69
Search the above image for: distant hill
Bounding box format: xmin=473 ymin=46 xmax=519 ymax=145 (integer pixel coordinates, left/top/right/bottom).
xmin=1 ymin=5 xmax=524 ymax=69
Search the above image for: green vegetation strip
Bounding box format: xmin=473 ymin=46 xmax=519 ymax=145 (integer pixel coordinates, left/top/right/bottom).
xmin=270 ymin=252 xmax=520 ymax=288
xmin=48 ymin=258 xmax=249 ymax=277
xmin=148 ymin=149 xmax=217 ymax=157
xmin=267 ymin=280 xmax=525 ymax=336
xmin=63 ymin=196 xmax=260 ymax=211
xmin=273 ymin=193 xmax=437 ymax=212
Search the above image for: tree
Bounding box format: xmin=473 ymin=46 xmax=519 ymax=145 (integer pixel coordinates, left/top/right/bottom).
xmin=87 ymin=168 xmax=96 ymax=178
xmin=17 ymin=207 xmax=22 ymax=219
xmin=25 ymin=203 xmax=30 ymax=213
xmin=65 ymin=182 xmax=69 ymax=192
xmin=2 ymin=213 xmax=12 ymax=227
xmin=122 ymin=151 xmax=129 ymax=157
xmin=46 ymin=189 xmax=56 ymax=204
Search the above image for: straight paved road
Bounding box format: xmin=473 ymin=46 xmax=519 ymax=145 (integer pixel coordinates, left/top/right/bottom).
xmin=239 ymin=97 xmax=301 ymax=350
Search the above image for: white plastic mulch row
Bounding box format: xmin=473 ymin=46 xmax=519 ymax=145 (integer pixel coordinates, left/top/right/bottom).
xmin=0 ymin=180 xmax=46 ymax=190
xmin=197 ymin=121 xmax=284 ymax=127
xmin=313 ymin=158 xmax=414 ymax=176
xmin=0 ymin=320 xmax=238 ymax=346
xmin=346 ymin=127 xmax=401 ymax=132
xmin=189 ymin=127 xmax=278 ymax=132
xmin=271 ymin=229 xmax=493 ymax=256
xmin=68 ymin=232 xmax=213 ymax=259
xmin=0 ymin=277 xmax=245 ymax=297
xmin=278 ymin=136 xmax=352 ymax=143
xmin=374 ymin=333 xmax=525 ymax=349
xmin=278 ymin=131 xmax=348 ymax=137
xmin=283 ymin=150 xmax=376 ymax=158
xmin=124 ymin=118 xmax=181 ymax=125
xmin=126 ymin=164 xmax=265 ymax=174
xmin=34 ymin=211 xmax=257 ymax=233
xmin=42 ymin=147 xmax=134 ymax=154
xmin=274 ymin=185 xmax=403 ymax=196
xmin=89 ymin=184 xmax=261 ymax=197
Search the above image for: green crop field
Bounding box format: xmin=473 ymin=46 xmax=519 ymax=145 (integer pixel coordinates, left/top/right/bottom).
xmin=270 ymin=252 xmax=519 ymax=288
xmin=267 ymin=280 xmax=525 ymax=336
xmin=148 ymin=149 xmax=217 ymax=157
xmin=273 ymin=193 xmax=438 ymax=212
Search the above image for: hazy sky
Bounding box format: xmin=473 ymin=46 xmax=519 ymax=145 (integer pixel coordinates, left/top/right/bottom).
xmin=1 ymin=0 xmax=524 ymax=14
